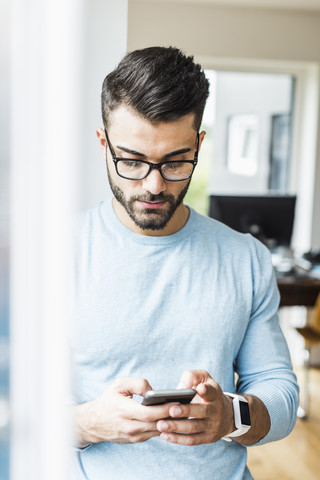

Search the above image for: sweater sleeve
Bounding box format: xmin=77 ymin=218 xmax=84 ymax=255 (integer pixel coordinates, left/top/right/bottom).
xmin=235 ymin=237 xmax=299 ymax=445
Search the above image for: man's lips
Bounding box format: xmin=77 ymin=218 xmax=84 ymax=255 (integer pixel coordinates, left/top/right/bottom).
xmin=137 ymin=200 xmax=167 ymax=209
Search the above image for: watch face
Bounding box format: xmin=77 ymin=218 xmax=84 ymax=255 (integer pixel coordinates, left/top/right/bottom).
xmin=239 ymin=400 xmax=251 ymax=426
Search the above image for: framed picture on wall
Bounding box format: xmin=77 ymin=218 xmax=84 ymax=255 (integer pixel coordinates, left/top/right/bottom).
xmin=226 ymin=114 xmax=259 ymax=177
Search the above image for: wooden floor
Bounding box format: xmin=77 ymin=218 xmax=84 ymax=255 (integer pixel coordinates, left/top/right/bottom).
xmin=247 ymin=367 xmax=320 ymax=479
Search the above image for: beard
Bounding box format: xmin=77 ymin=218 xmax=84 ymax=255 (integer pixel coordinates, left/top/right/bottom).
xmin=107 ymin=165 xmax=191 ymax=231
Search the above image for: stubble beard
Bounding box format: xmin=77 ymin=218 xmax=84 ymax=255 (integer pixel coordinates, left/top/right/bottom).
xmin=106 ymin=165 xmax=191 ymax=231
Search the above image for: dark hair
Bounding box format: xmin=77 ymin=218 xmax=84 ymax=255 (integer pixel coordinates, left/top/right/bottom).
xmin=101 ymin=46 xmax=209 ymax=131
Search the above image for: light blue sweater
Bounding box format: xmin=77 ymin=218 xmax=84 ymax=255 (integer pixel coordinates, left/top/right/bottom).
xmin=71 ymin=200 xmax=298 ymax=480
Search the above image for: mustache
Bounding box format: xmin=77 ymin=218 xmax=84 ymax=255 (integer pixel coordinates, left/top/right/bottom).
xmin=131 ymin=193 xmax=174 ymax=203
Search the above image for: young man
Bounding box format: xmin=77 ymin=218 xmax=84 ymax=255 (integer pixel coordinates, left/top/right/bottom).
xmin=72 ymin=46 xmax=299 ymax=479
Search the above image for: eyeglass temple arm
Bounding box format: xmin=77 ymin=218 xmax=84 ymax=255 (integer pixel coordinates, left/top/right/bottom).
xmin=104 ymin=128 xmax=116 ymax=157
xmin=194 ymin=132 xmax=200 ymax=162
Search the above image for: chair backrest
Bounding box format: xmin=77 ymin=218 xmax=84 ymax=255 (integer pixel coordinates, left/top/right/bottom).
xmin=311 ymin=293 xmax=320 ymax=334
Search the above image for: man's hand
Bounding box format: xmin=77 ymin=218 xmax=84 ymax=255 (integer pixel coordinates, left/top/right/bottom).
xmin=156 ymin=370 xmax=235 ymax=445
xmin=156 ymin=369 xmax=270 ymax=446
xmin=75 ymin=377 xmax=177 ymax=446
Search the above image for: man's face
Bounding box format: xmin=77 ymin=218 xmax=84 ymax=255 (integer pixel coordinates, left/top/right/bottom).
xmin=97 ymin=105 xmax=205 ymax=236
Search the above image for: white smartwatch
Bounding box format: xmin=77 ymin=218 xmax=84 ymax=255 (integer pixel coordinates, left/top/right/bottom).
xmin=222 ymin=392 xmax=251 ymax=442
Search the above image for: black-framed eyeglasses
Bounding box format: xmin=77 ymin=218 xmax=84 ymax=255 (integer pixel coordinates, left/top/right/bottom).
xmin=104 ymin=129 xmax=199 ymax=182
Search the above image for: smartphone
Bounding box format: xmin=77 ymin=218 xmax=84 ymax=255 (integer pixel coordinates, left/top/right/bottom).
xmin=141 ymin=388 xmax=196 ymax=406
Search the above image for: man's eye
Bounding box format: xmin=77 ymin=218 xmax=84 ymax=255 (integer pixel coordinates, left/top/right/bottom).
xmin=121 ymin=160 xmax=143 ymax=168
xmin=164 ymin=162 xmax=185 ymax=171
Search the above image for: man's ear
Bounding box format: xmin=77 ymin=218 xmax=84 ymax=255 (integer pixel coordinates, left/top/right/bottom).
xmin=198 ymin=130 xmax=206 ymax=151
xmin=96 ymin=127 xmax=106 ymax=153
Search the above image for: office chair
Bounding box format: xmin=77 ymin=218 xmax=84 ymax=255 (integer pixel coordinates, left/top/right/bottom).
xmin=295 ymin=292 xmax=320 ymax=419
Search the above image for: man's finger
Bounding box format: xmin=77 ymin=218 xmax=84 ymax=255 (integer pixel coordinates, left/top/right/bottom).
xmin=133 ymin=402 xmax=177 ymax=422
xmin=112 ymin=377 xmax=153 ymax=397
xmin=178 ymin=369 xmax=213 ymax=389
xmin=160 ymin=431 xmax=216 ymax=446
xmin=131 ymin=430 xmax=161 ymax=443
xmin=195 ymin=381 xmax=220 ymax=402
xmin=122 ymin=419 xmax=160 ymax=435
xmin=157 ymin=418 xmax=207 ymax=435
xmin=167 ymin=402 xmax=213 ymax=419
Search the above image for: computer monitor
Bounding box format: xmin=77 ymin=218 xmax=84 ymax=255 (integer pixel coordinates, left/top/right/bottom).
xmin=209 ymin=194 xmax=296 ymax=249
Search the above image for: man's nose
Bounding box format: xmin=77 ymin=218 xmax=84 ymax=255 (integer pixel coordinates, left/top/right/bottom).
xmin=141 ymin=168 xmax=167 ymax=195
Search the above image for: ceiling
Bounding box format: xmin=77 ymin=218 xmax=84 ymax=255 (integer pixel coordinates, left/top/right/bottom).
xmin=138 ymin=0 xmax=320 ymax=11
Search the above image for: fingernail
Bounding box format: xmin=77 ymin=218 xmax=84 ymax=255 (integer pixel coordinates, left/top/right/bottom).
xmin=158 ymin=421 xmax=169 ymax=431
xmin=161 ymin=433 xmax=169 ymax=441
xmin=170 ymin=406 xmax=181 ymax=416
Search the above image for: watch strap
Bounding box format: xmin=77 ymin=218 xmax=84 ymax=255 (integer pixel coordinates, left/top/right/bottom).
xmin=221 ymin=392 xmax=251 ymax=442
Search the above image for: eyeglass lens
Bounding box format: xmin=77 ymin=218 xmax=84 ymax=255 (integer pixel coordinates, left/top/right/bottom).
xmin=117 ymin=160 xmax=194 ymax=181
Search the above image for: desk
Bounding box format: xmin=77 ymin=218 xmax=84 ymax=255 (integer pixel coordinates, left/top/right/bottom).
xmin=277 ymin=272 xmax=320 ymax=418
xmin=277 ymin=274 xmax=320 ymax=307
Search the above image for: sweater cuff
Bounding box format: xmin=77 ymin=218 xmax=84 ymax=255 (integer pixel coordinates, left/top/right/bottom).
xmin=244 ymin=383 xmax=298 ymax=446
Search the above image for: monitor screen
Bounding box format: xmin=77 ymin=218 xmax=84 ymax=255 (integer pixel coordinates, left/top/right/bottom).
xmin=209 ymin=194 xmax=296 ymax=249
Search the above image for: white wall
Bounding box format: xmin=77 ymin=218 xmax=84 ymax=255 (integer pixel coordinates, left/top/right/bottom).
xmin=127 ymin=0 xmax=320 ymax=249
xmin=210 ymin=72 xmax=292 ymax=194
xmin=79 ymin=0 xmax=128 ymax=210
xmin=128 ymin=1 xmax=320 ymax=62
